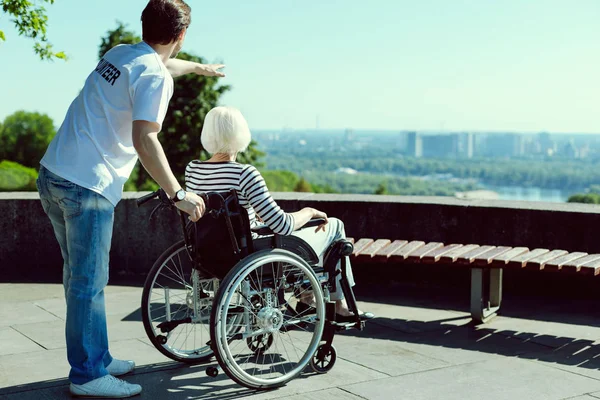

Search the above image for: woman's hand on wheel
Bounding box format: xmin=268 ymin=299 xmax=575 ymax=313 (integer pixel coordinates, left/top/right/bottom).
xmin=175 ymin=192 xmax=206 ymax=222
xmin=312 ymin=209 xmax=329 ymax=232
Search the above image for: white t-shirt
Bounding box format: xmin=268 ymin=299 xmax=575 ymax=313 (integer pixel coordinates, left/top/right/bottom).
xmin=41 ymin=41 xmax=173 ymax=206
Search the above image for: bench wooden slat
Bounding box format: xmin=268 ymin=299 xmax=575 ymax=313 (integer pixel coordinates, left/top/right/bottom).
xmin=374 ymin=240 xmax=408 ymax=259
xmin=579 ymin=257 xmax=600 ymax=276
xmin=439 ymin=244 xmax=480 ymax=264
xmin=505 ymin=248 xmax=549 ymax=269
xmin=356 ymin=239 xmax=391 ymax=261
xmin=405 ymin=242 xmax=444 ymax=263
xmin=544 ymin=252 xmax=589 ymax=272
xmin=421 ymin=244 xmax=463 ymax=263
xmin=562 ymin=254 xmax=600 ymax=273
xmin=525 ymin=249 xmax=568 ymax=271
xmin=389 ymin=240 xmax=425 ymax=262
xmin=456 ymin=245 xmax=496 ymax=265
xmin=352 ymin=238 xmax=374 ymax=257
xmin=472 ymin=246 xmax=512 ymax=266
xmin=489 ymin=247 xmax=529 ymax=267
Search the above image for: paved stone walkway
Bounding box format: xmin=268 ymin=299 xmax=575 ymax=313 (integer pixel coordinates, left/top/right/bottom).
xmin=3 ymin=282 xmax=600 ymax=399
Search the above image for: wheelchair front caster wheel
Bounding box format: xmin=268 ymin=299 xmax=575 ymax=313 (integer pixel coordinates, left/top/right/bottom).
xmin=310 ymin=344 xmax=336 ymax=373
xmin=156 ymin=335 xmax=167 ymax=345
xmin=206 ymin=366 xmax=219 ymax=378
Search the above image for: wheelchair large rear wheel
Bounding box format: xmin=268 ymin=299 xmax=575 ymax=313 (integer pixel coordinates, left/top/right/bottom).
xmin=141 ymin=240 xmax=216 ymax=363
xmin=210 ymin=249 xmax=326 ymax=389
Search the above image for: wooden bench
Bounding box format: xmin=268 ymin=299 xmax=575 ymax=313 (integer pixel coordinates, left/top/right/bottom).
xmin=347 ymin=238 xmax=600 ymax=323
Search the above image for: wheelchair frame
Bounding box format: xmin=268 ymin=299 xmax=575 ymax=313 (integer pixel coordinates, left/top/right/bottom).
xmin=137 ymin=189 xmax=367 ymax=390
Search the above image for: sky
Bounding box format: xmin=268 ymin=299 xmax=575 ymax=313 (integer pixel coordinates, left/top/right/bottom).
xmin=0 ymin=0 xmax=598 ymax=133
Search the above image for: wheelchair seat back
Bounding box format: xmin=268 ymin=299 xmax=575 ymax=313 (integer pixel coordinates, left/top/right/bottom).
xmin=191 ymin=190 xmax=254 ymax=279
xmin=190 ymin=189 xmax=321 ymax=279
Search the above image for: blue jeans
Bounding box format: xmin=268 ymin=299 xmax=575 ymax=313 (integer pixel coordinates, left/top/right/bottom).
xmin=37 ymin=166 xmax=114 ymax=384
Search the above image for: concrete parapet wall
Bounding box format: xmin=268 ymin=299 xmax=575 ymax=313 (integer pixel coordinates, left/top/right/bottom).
xmin=2 ymin=191 xmax=600 ymax=282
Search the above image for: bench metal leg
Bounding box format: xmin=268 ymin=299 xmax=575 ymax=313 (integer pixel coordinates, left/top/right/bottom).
xmin=470 ymin=268 xmax=503 ymax=324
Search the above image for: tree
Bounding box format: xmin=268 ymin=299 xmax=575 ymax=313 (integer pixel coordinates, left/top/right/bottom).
xmin=98 ymin=22 xmax=264 ymax=190
xmin=294 ymin=177 xmax=313 ymax=192
xmin=0 ymin=160 xmax=38 ymax=191
xmin=374 ymin=182 xmax=388 ymax=195
xmin=567 ymin=194 xmax=600 ymax=204
xmin=1 ymin=0 xmax=66 ymax=60
xmin=261 ymin=170 xmax=299 ymax=192
xmin=98 ymin=21 xmax=139 ymax=59
xmin=0 ymin=110 xmax=55 ymax=168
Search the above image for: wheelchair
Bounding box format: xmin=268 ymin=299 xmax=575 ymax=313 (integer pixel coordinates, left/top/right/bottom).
xmin=137 ymin=188 xmax=367 ymax=390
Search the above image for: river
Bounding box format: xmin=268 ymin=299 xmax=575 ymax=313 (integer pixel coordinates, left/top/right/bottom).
xmin=481 ymin=185 xmax=581 ymax=203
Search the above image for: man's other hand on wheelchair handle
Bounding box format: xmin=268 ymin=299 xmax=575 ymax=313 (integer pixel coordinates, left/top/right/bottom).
xmin=175 ymin=191 xmax=206 ymax=222
xmin=313 ymin=209 xmax=329 ymax=232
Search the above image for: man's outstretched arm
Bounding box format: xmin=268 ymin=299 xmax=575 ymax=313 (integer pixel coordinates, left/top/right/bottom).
xmin=165 ymin=59 xmax=225 ymax=78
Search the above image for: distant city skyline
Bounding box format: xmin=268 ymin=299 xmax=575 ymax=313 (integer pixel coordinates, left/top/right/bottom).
xmin=1 ymin=0 xmax=599 ymax=132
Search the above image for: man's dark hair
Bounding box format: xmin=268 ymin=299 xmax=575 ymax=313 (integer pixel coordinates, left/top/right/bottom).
xmin=141 ymin=0 xmax=191 ymax=45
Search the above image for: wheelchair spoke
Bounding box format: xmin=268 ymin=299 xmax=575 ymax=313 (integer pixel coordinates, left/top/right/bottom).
xmin=142 ymin=242 xmax=215 ymax=363
xmin=212 ymin=250 xmax=326 ymax=388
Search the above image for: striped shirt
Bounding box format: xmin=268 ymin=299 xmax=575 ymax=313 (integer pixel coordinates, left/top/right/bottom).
xmin=185 ymin=161 xmax=295 ymax=235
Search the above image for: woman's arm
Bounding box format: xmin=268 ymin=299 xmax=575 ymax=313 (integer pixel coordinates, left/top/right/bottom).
xmin=240 ymin=165 xmax=329 ymax=234
xmin=290 ymin=208 xmax=328 ymax=232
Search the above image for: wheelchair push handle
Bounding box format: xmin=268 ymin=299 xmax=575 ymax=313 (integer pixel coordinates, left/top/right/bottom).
xmin=136 ymin=190 xmax=161 ymax=207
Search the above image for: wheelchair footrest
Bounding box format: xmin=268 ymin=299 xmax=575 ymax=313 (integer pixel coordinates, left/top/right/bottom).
xmin=331 ymin=320 xmax=366 ymax=331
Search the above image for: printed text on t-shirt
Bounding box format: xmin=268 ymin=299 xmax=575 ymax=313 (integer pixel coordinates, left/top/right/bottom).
xmin=95 ymin=58 xmax=121 ymax=86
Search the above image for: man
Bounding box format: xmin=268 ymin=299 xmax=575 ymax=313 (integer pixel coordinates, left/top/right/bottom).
xmin=36 ymin=0 xmax=223 ymax=397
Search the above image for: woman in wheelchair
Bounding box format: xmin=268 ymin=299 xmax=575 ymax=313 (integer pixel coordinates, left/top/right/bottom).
xmin=140 ymin=106 xmax=374 ymax=389
xmin=185 ymin=106 xmax=374 ymax=323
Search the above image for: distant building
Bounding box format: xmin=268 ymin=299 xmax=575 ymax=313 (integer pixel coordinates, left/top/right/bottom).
xmin=421 ymin=134 xmax=459 ymax=158
xmin=344 ymin=128 xmax=354 ymax=142
xmin=561 ymin=140 xmax=579 ymax=158
xmin=458 ymin=133 xmax=474 ymax=158
xmin=484 ymin=133 xmax=524 ymax=158
xmin=406 ymin=131 xmax=422 ymax=158
xmin=537 ymin=132 xmax=556 ymax=156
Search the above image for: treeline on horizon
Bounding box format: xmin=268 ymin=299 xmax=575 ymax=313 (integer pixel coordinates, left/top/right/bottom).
xmin=2 ymin=107 xmax=600 ymax=203
xmin=263 ymin=152 xmax=600 ymax=192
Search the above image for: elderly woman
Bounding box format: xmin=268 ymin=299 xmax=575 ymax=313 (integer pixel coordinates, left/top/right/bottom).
xmin=185 ymin=106 xmax=373 ymax=321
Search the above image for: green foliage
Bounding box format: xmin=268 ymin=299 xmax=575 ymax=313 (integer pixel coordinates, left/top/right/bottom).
xmin=260 ymin=170 xmax=299 ymax=191
xmin=99 ymin=22 xmax=264 ymax=190
xmin=258 ymin=169 xmax=336 ymax=194
xmin=294 ymin=177 xmax=312 ymax=192
xmin=311 ymin=183 xmax=337 ymax=194
xmin=567 ymin=194 xmax=600 ymax=204
xmin=300 ymin=171 xmax=478 ymax=196
xmin=0 ymin=160 xmax=37 ymax=191
xmin=0 ymin=110 xmax=56 ymax=168
xmin=98 ymin=21 xmax=139 ymax=59
xmin=265 ymin=152 xmax=600 ymax=192
xmin=375 ymin=182 xmax=388 ymax=195
xmin=0 ymin=0 xmax=66 ymax=60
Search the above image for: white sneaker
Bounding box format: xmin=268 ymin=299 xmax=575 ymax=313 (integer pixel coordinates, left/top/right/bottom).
xmin=70 ymin=375 xmax=142 ymax=398
xmin=106 ymin=358 xmax=135 ymax=376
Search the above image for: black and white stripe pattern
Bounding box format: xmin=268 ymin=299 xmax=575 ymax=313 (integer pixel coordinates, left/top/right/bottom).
xmin=185 ymin=161 xmax=295 ymax=235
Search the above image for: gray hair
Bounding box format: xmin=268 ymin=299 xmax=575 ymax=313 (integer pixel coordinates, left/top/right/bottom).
xmin=201 ymin=106 xmax=251 ymax=154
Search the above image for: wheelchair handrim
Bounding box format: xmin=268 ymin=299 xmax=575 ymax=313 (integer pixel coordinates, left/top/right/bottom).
xmin=216 ymin=251 xmax=326 ymax=386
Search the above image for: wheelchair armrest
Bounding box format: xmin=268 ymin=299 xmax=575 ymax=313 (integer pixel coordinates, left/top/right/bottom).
xmin=251 ymin=224 xmax=274 ymax=236
xmin=302 ymin=218 xmax=326 ymax=229
xmin=250 ymin=218 xmax=326 ymax=236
